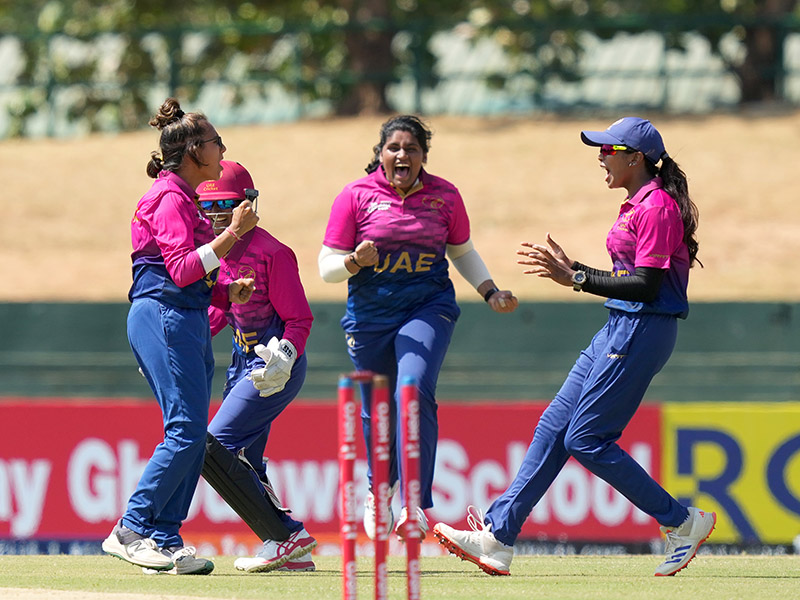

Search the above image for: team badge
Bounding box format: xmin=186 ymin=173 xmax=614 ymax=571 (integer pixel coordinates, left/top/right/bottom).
xmin=422 ymin=197 xmax=445 ymax=210
xmin=239 ymin=265 xmax=256 ymax=280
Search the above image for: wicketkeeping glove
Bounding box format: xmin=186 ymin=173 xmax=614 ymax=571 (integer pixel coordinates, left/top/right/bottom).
xmin=249 ymin=337 xmax=297 ymax=398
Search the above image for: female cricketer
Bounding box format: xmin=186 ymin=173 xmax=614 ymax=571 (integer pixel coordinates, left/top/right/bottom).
xmin=433 ymin=117 xmax=715 ymax=577
xmin=198 ymin=160 xmax=318 ymax=573
xmin=319 ymin=114 xmax=518 ymax=542
xmin=102 ymin=98 xmax=258 ymax=575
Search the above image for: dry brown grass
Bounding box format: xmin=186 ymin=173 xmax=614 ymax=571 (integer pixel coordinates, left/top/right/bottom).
xmin=4 ymin=111 xmax=799 ymax=303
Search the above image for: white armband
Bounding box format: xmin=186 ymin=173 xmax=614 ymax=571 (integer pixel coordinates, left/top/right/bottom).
xmin=447 ymin=239 xmax=492 ymax=289
xmin=197 ymin=243 xmax=221 ymax=274
xmin=318 ymin=245 xmax=353 ymax=283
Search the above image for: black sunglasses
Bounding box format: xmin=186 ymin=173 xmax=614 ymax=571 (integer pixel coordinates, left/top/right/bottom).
xmin=201 ymin=135 xmax=224 ymax=148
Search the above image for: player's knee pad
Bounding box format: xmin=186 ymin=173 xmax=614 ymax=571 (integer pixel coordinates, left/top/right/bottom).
xmin=202 ymin=432 xmax=291 ymax=541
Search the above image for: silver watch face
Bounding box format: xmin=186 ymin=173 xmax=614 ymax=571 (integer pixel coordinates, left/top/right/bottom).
xmin=573 ymin=271 xmax=586 ymax=284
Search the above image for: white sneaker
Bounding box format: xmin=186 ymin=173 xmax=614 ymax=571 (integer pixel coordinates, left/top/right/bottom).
xmin=654 ymin=507 xmax=716 ymax=576
xmin=395 ymin=506 xmax=428 ymax=541
xmin=432 ymin=506 xmax=512 ymax=576
xmin=277 ymin=554 xmax=316 ymax=572
xmin=142 ymin=546 xmax=214 ymax=575
xmin=364 ymin=481 xmax=399 ymax=540
xmin=234 ymin=528 xmax=318 ymax=573
xmin=101 ymin=521 xmax=174 ymax=571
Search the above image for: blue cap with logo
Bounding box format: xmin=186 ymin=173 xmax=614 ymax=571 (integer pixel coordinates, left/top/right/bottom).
xmin=581 ymin=117 xmax=668 ymax=164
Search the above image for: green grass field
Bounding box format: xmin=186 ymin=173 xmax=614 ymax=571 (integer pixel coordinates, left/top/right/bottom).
xmin=0 ymin=554 xmax=798 ymax=600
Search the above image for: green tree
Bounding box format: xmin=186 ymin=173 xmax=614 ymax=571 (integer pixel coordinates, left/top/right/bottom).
xmin=0 ymin=0 xmax=797 ymax=137
xmin=476 ymin=0 xmax=798 ymax=104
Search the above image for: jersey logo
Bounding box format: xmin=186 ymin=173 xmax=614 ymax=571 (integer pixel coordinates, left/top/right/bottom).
xmin=367 ymin=199 xmax=392 ymax=214
xmin=345 ymin=333 xmax=356 ymax=350
xmin=422 ymin=197 xmax=445 ymax=210
xmin=617 ymin=207 xmax=636 ymax=231
xmin=373 ymin=252 xmax=436 ymax=273
xmin=238 ymin=265 xmax=256 ymax=280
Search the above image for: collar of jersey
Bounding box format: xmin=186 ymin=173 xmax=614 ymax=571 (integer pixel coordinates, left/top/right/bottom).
xmin=622 ymin=176 xmax=663 ymax=207
xmin=377 ymin=166 xmax=426 ymax=199
xmin=391 ymin=178 xmax=424 ymax=199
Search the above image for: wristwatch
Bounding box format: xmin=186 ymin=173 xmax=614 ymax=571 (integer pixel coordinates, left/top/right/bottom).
xmin=571 ymin=270 xmax=587 ymax=292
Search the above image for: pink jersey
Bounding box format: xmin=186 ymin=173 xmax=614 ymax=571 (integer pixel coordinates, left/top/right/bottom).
xmin=211 ymin=227 xmax=313 ymax=355
xmin=605 ymin=177 xmax=690 ymax=317
xmin=323 ymin=167 xmax=470 ymax=325
xmin=129 ymin=171 xmax=216 ymax=308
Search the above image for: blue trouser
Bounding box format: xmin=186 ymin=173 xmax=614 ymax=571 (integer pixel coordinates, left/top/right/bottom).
xmin=486 ymin=310 xmax=689 ymax=546
xmin=344 ymin=308 xmax=456 ymax=510
xmin=208 ymin=349 xmax=308 ymax=533
xmin=124 ymin=298 xmax=213 ymax=549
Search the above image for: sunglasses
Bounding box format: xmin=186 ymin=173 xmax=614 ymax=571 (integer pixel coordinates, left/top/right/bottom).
xmin=199 ymin=188 xmax=259 ymax=212
xmin=199 ymin=198 xmax=241 ymax=211
xmin=201 ymin=135 xmax=224 ymax=148
xmin=599 ymin=144 xmax=633 ymax=156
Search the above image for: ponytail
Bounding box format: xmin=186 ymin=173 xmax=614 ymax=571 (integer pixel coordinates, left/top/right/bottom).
xmin=654 ymin=157 xmax=701 ymax=267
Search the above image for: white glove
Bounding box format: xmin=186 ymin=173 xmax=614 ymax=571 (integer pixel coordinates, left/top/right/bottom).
xmin=249 ymin=336 xmax=297 ymax=398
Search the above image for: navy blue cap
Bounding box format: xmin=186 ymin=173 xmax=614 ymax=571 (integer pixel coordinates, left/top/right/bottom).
xmin=581 ymin=117 xmax=668 ymax=163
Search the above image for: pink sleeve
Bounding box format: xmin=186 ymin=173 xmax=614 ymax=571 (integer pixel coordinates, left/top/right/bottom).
xmin=268 ymin=247 xmax=313 ymax=355
xmin=150 ymin=192 xmax=207 ymax=287
xmin=322 ymin=188 xmax=357 ymax=251
xmin=208 ymin=305 xmax=229 ymax=337
xmin=634 ymin=206 xmax=682 ymax=269
xmin=210 ymin=282 xmax=231 ymax=313
xmin=447 ymin=191 xmax=471 ymax=245
xmin=210 ymin=259 xmax=233 ymax=313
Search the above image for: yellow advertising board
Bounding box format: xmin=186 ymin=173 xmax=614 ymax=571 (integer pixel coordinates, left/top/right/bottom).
xmin=662 ymin=403 xmax=800 ymax=544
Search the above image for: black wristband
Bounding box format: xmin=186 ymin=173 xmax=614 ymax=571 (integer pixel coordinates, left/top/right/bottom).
xmin=483 ymin=287 xmax=500 ymax=302
xmin=350 ymin=254 xmax=363 ymax=268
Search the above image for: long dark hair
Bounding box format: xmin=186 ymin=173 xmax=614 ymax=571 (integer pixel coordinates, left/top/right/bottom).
xmin=145 ymin=97 xmax=209 ymax=179
xmin=364 ymin=114 xmax=432 ymax=174
xmin=644 ymin=157 xmax=701 ymax=267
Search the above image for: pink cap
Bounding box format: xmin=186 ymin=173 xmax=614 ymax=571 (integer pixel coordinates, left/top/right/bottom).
xmin=196 ymin=160 xmax=254 ymax=200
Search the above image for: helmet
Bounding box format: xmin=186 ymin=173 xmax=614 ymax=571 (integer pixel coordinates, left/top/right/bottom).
xmin=196 ymin=160 xmax=259 ymax=232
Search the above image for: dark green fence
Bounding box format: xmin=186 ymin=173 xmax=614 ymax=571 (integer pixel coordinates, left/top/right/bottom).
xmin=1 ymin=302 xmax=797 ymax=403
xmin=3 ymin=12 xmax=800 ymax=137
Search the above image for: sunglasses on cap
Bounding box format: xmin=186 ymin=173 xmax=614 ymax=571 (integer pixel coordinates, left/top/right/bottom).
xmin=199 ymin=189 xmax=259 ymax=212
xmin=599 ymin=144 xmax=633 ymax=156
